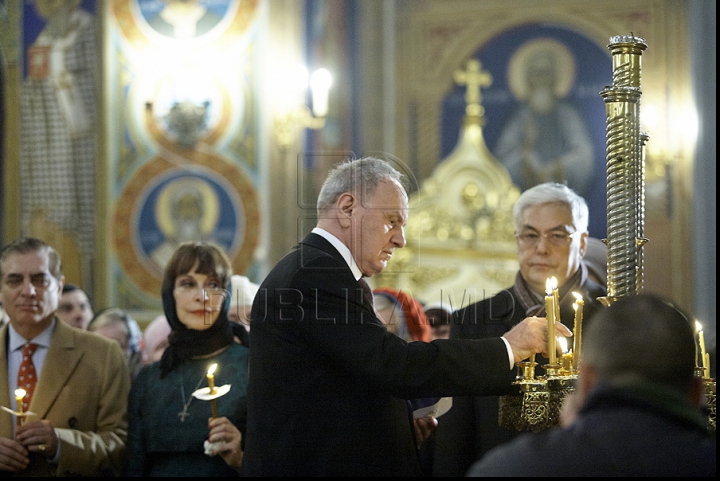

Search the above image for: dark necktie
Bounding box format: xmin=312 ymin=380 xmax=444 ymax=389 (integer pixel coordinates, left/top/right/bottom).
xmin=358 ymin=277 xmax=376 ymax=310
xmin=18 ymin=343 xmax=39 ymax=411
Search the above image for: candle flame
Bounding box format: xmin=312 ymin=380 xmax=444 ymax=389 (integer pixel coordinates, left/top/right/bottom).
xmin=14 ymin=388 xmax=26 ymax=398
xmin=558 ymin=336 xmax=568 ymax=353
xmin=695 ymin=320 xmax=703 ymax=332
xmin=572 ymin=291 xmax=583 ymax=301
xmin=545 ymin=278 xmax=552 ymax=295
xmin=550 ymin=277 xmax=558 ymax=290
xmin=207 ymin=363 xmax=218 ymax=376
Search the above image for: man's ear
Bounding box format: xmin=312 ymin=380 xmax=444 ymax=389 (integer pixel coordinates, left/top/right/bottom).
xmin=337 ymin=193 xmax=356 ymax=228
xmin=578 ymin=232 xmax=589 ymax=258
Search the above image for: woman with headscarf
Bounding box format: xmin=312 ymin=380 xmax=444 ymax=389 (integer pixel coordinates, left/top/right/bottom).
xmin=125 ymin=242 xmax=249 ymax=476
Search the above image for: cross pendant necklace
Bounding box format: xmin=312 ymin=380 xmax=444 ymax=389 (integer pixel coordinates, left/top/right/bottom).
xmin=177 ymin=373 xmax=206 ymax=422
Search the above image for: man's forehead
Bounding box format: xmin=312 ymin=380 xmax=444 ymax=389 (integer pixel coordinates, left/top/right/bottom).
xmin=1 ymin=251 xmax=51 ymax=274
xmin=520 ymin=223 xmax=573 ymax=232
xmin=519 ymin=205 xmax=573 ymax=229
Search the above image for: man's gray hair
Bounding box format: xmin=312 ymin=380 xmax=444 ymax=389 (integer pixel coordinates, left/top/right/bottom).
xmin=317 ymin=157 xmax=407 ymax=215
xmin=512 ymin=182 xmax=589 ymax=233
xmin=0 ymin=237 xmax=62 ymax=280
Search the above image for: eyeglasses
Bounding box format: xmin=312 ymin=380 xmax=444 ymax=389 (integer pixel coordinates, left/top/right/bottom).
xmin=515 ymin=230 xmax=579 ymax=248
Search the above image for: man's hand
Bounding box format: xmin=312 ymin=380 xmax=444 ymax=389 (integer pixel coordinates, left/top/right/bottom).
xmin=15 ymin=419 xmax=59 ymax=459
xmin=504 ymin=316 xmax=572 ymax=363
xmin=0 ymin=436 xmax=30 ymax=472
xmin=413 ymin=415 xmax=438 ymax=449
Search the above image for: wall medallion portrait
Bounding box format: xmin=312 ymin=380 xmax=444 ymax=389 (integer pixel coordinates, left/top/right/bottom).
xmin=114 ymin=157 xmax=259 ymax=298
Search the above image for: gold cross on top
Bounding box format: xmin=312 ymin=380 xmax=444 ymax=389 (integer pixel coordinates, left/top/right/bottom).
xmin=453 ymin=59 xmax=492 ymax=117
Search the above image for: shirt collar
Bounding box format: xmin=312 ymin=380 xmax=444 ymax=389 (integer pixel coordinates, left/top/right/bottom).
xmin=8 ymin=318 xmax=56 ymax=352
xmin=312 ymin=227 xmax=363 ymax=281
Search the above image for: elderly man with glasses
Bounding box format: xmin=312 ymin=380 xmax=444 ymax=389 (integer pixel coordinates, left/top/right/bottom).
xmin=432 ymin=182 xmax=607 ymax=477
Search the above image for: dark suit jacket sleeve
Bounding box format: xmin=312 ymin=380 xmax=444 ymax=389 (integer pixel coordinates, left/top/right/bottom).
xmin=278 ymin=245 xmax=515 ymax=398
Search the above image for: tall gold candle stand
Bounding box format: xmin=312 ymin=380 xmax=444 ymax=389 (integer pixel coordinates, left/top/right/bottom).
xmin=598 ymin=35 xmax=647 ymax=306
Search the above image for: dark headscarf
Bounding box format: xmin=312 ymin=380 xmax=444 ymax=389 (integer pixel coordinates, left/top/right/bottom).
xmin=159 ymin=277 xmax=235 ymax=378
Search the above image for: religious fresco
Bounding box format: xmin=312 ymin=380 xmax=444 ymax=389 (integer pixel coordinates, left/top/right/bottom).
xmin=108 ymin=0 xmax=262 ymax=309
xmin=19 ymin=0 xmax=100 ymax=289
xmin=441 ymin=24 xmax=611 ymax=238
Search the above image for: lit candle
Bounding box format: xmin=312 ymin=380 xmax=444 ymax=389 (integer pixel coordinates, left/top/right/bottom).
xmin=572 ymin=292 xmax=584 ymax=370
xmin=14 ymin=388 xmax=26 ymax=428
xmin=14 ymin=388 xmax=26 ymax=412
xmin=207 ymin=363 xmax=218 ymax=418
xmin=207 ymin=363 xmax=217 ymax=394
xmin=551 ymin=276 xmax=561 ymax=327
xmin=696 ymin=321 xmax=707 ymax=377
xmin=310 ymin=68 xmax=332 ymax=117
xmin=558 ymin=337 xmax=572 ymax=373
xmin=545 ymin=278 xmax=556 ymax=365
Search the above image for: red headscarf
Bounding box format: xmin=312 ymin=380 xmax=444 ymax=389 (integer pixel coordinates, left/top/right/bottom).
xmin=373 ymin=287 xmax=431 ymax=342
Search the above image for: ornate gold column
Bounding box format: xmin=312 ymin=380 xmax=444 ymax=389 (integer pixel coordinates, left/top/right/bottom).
xmin=599 ymin=35 xmax=647 ymax=302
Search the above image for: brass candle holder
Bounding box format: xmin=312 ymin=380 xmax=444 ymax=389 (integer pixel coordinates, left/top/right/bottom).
xmin=704 ymin=379 xmax=716 ymax=433
xmin=694 ymin=367 xmax=716 ymax=433
xmin=499 ymin=353 xmax=578 ymax=432
xmin=498 ymin=374 xmax=551 ymax=432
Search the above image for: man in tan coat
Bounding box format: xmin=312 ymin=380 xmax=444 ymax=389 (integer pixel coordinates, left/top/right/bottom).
xmin=0 ymin=238 xmax=129 ymax=476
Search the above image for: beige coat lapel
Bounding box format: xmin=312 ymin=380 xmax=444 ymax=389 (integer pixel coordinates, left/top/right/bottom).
xmin=30 ymin=320 xmax=83 ymax=420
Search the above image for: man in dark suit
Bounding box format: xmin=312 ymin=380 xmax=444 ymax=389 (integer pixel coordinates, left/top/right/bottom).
xmin=467 ymin=294 xmax=715 ymax=477
xmin=243 ymin=157 xmax=570 ymax=476
xmin=0 ymin=238 xmax=130 ymax=476
xmin=433 ymin=182 xmax=607 ymax=476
